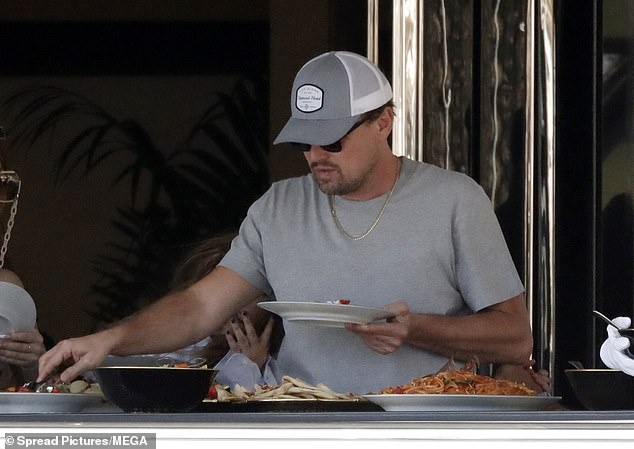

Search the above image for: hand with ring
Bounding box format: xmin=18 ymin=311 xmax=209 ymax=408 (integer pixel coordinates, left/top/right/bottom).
xmin=0 ymin=329 xmax=46 ymax=367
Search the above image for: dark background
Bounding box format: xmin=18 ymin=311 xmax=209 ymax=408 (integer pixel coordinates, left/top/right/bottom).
xmin=0 ymin=1 xmax=632 ymax=399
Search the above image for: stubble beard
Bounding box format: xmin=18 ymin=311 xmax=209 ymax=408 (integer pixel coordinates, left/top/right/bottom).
xmin=311 ymin=163 xmax=365 ymax=196
xmin=317 ymin=178 xmax=364 ymax=196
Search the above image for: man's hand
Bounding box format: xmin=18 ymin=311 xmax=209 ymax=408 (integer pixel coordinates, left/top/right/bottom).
xmin=494 ymin=361 xmax=552 ymax=394
xmin=345 ymin=302 xmax=410 ymax=354
xmin=37 ymin=332 xmax=113 ymax=383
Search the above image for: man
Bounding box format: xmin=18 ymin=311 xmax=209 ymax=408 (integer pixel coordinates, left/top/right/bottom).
xmin=39 ymin=51 xmax=533 ymax=393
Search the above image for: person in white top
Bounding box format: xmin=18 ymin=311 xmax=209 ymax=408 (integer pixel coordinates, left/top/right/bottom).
xmin=0 ymin=148 xmax=46 ymax=388
xmin=0 ymin=269 xmax=46 ymax=388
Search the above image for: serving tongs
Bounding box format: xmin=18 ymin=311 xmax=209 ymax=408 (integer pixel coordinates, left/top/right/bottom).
xmin=27 ymin=359 xmax=75 ymax=392
xmin=593 ymin=310 xmax=634 ymax=357
xmin=21 ymin=375 xmax=61 ymax=393
xmin=593 ymin=311 xmax=634 ymax=340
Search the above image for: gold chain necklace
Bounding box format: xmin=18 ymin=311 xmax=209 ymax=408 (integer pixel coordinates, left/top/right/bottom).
xmin=328 ymin=159 xmax=401 ymax=241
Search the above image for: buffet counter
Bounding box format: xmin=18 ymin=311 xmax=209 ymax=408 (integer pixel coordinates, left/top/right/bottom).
xmin=2 ymin=409 xmax=634 ymax=448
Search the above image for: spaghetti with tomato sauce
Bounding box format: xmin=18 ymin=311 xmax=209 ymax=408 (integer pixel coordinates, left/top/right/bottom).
xmin=378 ymin=369 xmax=537 ymax=396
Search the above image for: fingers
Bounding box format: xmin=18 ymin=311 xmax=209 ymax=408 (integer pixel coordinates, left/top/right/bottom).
xmin=58 ymin=358 xmax=91 ymax=384
xmin=10 ymin=329 xmax=44 ymax=344
xmin=0 ymin=339 xmax=33 ymax=355
xmin=346 ymin=321 xmax=389 ymax=335
xmin=225 ymin=329 xmax=239 ymax=353
xmin=37 ymin=344 xmax=70 ymax=382
xmin=346 ymin=305 xmax=410 ymax=355
xmin=345 ymin=323 xmax=402 ymax=353
xmin=225 ymin=311 xmax=273 ymax=353
xmin=529 ymin=368 xmax=552 ymax=393
xmin=56 ymin=348 xmax=103 ymax=384
xmin=362 ymin=334 xmax=402 ymax=354
xmin=347 ymin=318 xmax=408 ymax=340
xmin=0 ymin=333 xmax=46 ymax=366
xmin=519 ymin=359 xmax=537 ymax=369
xmin=37 ymin=338 xmax=92 ymax=383
xmin=229 ymin=318 xmax=249 ymax=348
xmin=224 ymin=317 xmax=242 ymax=353
xmin=259 ymin=317 xmax=274 ymax=344
xmin=534 ymin=368 xmax=549 ymax=377
xmin=241 ymin=313 xmax=259 ymax=342
xmin=0 ymin=349 xmax=38 ymax=365
xmin=225 ymin=314 xmax=253 ymax=353
xmin=383 ymin=301 xmax=410 ymax=316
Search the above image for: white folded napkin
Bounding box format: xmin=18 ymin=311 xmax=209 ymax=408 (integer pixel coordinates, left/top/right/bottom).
xmin=600 ymin=316 xmax=634 ymax=377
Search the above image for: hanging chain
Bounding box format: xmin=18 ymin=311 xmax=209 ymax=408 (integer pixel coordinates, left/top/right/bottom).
xmin=0 ymin=131 xmax=19 ymax=268
xmin=0 ymin=184 xmax=20 ymax=269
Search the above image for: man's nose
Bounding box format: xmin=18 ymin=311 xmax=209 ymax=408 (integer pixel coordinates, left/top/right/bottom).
xmin=304 ymin=145 xmax=331 ymax=160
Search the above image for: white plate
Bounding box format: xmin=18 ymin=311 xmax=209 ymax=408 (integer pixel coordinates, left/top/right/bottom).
xmin=362 ymin=394 xmax=562 ymax=411
xmin=0 ymin=282 xmax=36 ymax=334
xmin=0 ymin=392 xmax=109 ymax=413
xmin=258 ymin=301 xmax=395 ymax=328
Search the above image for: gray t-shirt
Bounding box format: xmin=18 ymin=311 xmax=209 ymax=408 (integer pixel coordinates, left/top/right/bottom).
xmin=219 ymin=157 xmax=524 ymax=393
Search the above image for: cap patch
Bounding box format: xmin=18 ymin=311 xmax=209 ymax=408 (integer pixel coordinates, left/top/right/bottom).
xmin=295 ymin=84 xmax=323 ymax=113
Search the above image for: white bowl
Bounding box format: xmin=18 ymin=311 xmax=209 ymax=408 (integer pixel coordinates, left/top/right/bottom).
xmin=0 ymin=281 xmax=36 ymax=334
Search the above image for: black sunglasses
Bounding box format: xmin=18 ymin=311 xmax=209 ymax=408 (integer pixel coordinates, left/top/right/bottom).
xmin=291 ymin=120 xmax=365 ymax=153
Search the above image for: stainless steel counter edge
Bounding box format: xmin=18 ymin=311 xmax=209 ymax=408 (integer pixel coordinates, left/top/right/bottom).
xmin=1 ymin=410 xmax=634 ymax=424
xmin=3 ymin=415 xmax=634 ymax=448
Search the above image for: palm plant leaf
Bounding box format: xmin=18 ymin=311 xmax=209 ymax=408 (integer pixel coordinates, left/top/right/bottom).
xmin=1 ymin=77 xmax=269 ymax=325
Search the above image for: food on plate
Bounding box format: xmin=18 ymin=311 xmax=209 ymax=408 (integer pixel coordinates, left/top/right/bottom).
xmin=375 ymin=369 xmax=537 ymax=396
xmin=2 ymin=378 xmax=101 ymax=394
xmin=209 ymin=375 xmax=357 ymax=402
xmin=206 ymin=384 xmax=218 ymax=400
xmin=326 ymin=299 xmax=351 ymax=305
xmin=157 ymin=356 xmax=208 ymax=368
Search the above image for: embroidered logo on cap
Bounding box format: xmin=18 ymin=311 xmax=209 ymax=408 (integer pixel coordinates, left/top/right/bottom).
xmin=295 ymin=84 xmax=323 ymax=113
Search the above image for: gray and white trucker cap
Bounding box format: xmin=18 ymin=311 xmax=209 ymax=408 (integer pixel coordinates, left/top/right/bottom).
xmin=273 ymin=51 xmax=393 ymax=146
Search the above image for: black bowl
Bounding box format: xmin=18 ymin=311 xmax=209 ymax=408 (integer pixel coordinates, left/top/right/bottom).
xmin=94 ymin=366 xmax=217 ymax=413
xmin=565 ymin=369 xmax=634 ymax=410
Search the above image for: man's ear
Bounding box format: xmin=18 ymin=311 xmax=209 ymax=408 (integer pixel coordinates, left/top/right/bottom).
xmin=376 ymin=106 xmax=394 ymax=138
